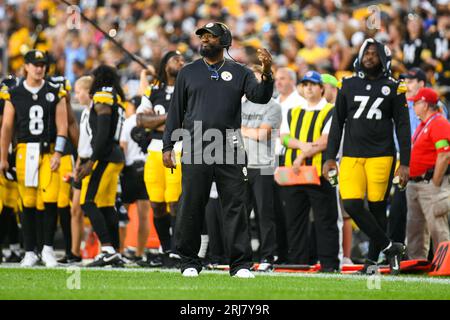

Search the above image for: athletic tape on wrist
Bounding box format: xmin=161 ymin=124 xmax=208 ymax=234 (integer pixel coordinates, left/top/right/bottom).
xmin=55 ymin=136 xmax=67 ymax=153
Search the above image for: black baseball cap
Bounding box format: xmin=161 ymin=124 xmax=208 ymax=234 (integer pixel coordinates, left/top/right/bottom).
xmin=401 ymin=67 xmax=426 ymax=82
xmin=195 ymin=22 xmax=226 ymax=37
xmin=24 ymin=49 xmax=47 ymax=65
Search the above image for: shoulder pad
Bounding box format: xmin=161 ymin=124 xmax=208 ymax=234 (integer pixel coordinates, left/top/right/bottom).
xmin=397 ymin=80 xmax=407 ymax=95
xmin=93 ymin=90 xmax=115 ymax=105
xmin=0 ymin=85 xmax=10 ymax=101
xmin=49 ymin=76 xmax=65 ymax=83
xmin=117 ymin=95 xmax=126 ymax=110
xmin=144 ymin=86 xmax=152 ymax=98
xmin=64 ymin=79 xmax=72 ymax=92
xmin=101 ymin=86 xmax=114 ymax=92
xmin=388 ymin=77 xmax=398 ymax=83
xmin=338 ymin=76 xmax=353 ymax=89
xmin=58 ymin=86 xmax=67 ymax=99
xmin=47 ymin=81 xmax=60 ymax=89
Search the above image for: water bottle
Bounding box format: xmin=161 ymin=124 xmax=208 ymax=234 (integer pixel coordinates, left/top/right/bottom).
xmin=328 ymin=169 xmax=338 ymax=187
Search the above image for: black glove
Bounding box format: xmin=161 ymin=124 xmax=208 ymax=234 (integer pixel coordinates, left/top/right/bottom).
xmin=130 ymin=126 xmax=152 ymax=153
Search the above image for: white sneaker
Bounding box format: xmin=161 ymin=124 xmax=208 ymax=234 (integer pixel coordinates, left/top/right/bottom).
xmin=342 ymin=257 xmax=354 ymax=265
xmin=257 ymin=262 xmax=272 ymax=272
xmin=182 ymin=268 xmax=199 ymax=277
xmin=233 ymin=269 xmax=255 ymax=278
xmin=20 ymin=252 xmax=39 ymax=267
xmin=41 ymin=246 xmax=58 ymax=267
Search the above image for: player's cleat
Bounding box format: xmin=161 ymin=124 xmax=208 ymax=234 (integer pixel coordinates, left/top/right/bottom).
xmin=86 ymin=252 xmax=122 ymax=268
xmin=41 ymin=246 xmax=58 ymax=267
xmin=149 ymin=255 xmax=164 ymax=267
xmin=21 ymin=252 xmax=40 ymax=267
xmin=356 ymin=259 xmax=378 ymax=275
xmin=57 ymin=255 xmax=70 ymax=264
xmin=58 ymin=253 xmax=82 ymax=264
xmin=182 ymin=268 xmax=199 ymax=277
xmin=5 ymin=251 xmax=23 ymax=263
xmin=136 ymin=252 xmax=162 ymax=268
xmin=162 ymin=251 xmax=181 ymax=268
xmin=257 ymin=259 xmax=273 ymax=272
xmin=233 ymin=269 xmax=255 ymax=278
xmin=383 ymin=242 xmax=407 ymax=275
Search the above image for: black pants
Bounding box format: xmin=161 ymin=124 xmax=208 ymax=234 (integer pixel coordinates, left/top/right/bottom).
xmin=245 ymin=168 xmax=277 ymax=262
xmin=205 ymin=197 xmax=228 ymax=264
xmin=176 ymin=162 xmax=252 ymax=275
xmin=388 ymin=185 xmax=407 ymax=243
xmin=273 ymin=181 xmax=288 ymax=263
xmin=281 ymin=177 xmax=339 ymax=269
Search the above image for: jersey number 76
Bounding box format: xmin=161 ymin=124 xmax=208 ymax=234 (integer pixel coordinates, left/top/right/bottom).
xmin=353 ymin=96 xmax=384 ymax=120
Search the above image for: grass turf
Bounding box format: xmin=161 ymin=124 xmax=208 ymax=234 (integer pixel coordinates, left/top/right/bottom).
xmin=0 ymin=267 xmax=449 ymax=300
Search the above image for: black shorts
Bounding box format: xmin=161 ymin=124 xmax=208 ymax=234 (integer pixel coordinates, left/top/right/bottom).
xmin=120 ymin=161 xmax=149 ymax=204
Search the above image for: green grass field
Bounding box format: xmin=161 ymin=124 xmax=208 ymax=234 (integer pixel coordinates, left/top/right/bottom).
xmin=1 ymin=267 xmax=450 ymax=300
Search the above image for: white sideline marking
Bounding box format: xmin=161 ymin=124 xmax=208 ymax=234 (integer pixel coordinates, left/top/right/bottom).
xmin=1 ymin=264 xmax=450 ymax=285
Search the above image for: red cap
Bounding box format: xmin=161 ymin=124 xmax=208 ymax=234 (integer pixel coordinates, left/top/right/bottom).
xmin=408 ymin=87 xmax=439 ymax=104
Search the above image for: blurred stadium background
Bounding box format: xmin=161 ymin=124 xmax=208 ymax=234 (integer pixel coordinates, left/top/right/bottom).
xmin=1 ymin=0 xmax=449 ymax=107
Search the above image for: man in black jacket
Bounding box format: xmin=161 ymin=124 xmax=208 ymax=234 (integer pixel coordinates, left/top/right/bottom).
xmin=162 ymin=22 xmax=274 ymax=278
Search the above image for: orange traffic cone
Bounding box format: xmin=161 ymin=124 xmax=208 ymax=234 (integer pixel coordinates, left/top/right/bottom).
xmin=429 ymin=241 xmax=450 ymax=276
xmin=82 ymin=229 xmax=100 ymax=259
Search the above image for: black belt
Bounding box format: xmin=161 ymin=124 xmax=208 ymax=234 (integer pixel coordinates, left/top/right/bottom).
xmin=410 ymin=168 xmax=450 ymax=183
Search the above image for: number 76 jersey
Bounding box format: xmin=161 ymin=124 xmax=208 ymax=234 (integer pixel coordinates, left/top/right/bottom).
xmin=328 ymin=75 xmax=410 ymax=159
xmin=7 ymin=80 xmax=66 ymax=143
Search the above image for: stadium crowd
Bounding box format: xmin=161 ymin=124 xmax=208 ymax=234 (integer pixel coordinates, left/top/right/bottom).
xmin=0 ymin=0 xmax=450 ymax=276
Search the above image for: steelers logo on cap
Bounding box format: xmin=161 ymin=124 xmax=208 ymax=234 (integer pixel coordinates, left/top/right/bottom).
xmin=35 ymin=51 xmax=44 ymax=59
xmin=382 ymin=86 xmax=391 ymax=96
xmin=206 ymin=23 xmax=214 ymax=28
xmin=221 ymin=71 xmax=233 ymax=81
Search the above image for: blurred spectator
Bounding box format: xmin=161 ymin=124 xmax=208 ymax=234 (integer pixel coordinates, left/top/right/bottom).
xmin=72 ymin=59 xmax=87 ymax=81
xmin=402 ymin=13 xmax=425 ymax=69
xmin=64 ymin=31 xmax=87 ymax=85
xmin=297 ymin=33 xmax=331 ymax=68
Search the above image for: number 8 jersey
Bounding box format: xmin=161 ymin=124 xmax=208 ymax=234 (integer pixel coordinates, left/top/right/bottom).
xmin=7 ymin=79 xmax=66 ymax=143
xmin=327 ymin=75 xmax=411 ymax=164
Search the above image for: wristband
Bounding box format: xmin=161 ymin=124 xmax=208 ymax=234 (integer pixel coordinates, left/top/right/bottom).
xmin=282 ymin=135 xmax=291 ymax=147
xmin=55 ymin=135 xmax=67 ymax=154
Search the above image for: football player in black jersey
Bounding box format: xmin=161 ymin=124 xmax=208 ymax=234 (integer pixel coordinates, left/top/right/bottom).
xmin=136 ymin=51 xmax=185 ymax=267
xmin=46 ymin=73 xmax=80 ymax=264
xmin=323 ymin=39 xmax=411 ymax=274
xmin=0 ymin=50 xmax=68 ymax=267
xmin=0 ymin=76 xmax=22 ymax=264
xmin=76 ymin=65 xmax=126 ymax=267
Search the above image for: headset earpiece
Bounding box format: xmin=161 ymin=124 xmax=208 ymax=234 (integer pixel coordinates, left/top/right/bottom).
xmin=216 ymin=22 xmax=232 ymax=49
